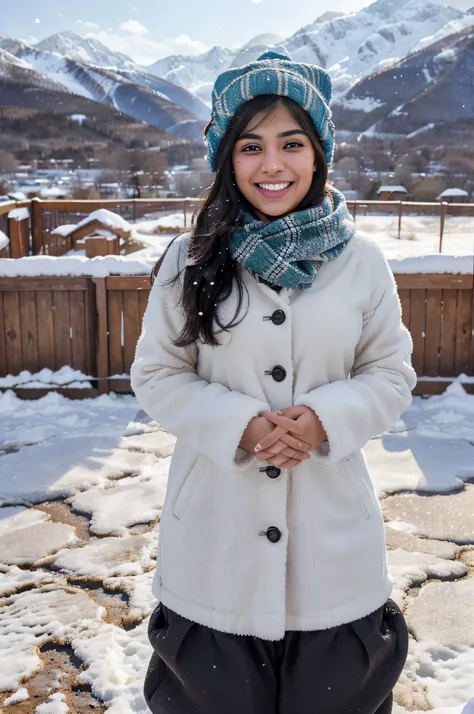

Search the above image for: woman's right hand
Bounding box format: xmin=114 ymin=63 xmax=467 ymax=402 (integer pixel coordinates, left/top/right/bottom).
xmin=239 ymin=417 xmax=310 ymax=468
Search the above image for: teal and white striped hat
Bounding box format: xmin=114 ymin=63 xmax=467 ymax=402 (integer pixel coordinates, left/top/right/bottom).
xmin=205 ymin=50 xmax=335 ymax=173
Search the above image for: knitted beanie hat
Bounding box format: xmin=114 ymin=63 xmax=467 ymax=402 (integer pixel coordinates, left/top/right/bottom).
xmin=205 ymin=50 xmax=335 ymax=173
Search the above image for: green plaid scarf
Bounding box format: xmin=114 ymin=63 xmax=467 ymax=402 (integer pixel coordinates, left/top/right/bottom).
xmin=229 ymin=185 xmax=356 ymax=290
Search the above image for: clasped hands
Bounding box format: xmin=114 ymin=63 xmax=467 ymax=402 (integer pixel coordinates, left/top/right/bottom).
xmin=239 ymin=405 xmax=327 ymax=469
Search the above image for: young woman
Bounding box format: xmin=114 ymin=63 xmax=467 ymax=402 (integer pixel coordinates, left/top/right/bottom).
xmin=131 ymin=51 xmax=417 ymax=714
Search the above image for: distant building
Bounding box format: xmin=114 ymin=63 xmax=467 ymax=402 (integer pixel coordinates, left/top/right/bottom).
xmin=436 ymin=188 xmax=469 ymax=203
xmin=342 ymin=190 xmax=364 ymax=201
xmin=377 ymin=185 xmax=409 ymax=201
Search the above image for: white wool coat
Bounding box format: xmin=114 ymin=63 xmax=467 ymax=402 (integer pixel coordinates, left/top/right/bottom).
xmin=131 ymin=232 xmax=417 ymax=641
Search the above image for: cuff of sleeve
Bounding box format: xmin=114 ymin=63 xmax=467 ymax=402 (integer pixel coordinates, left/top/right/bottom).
xmin=228 ymin=399 xmax=271 ymax=472
xmin=295 ymin=387 xmax=346 ymax=464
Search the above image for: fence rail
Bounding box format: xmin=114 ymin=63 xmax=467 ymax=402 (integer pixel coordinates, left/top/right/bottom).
xmin=1 ymin=273 xmax=473 ymax=398
xmin=1 ymin=197 xmax=473 ymax=257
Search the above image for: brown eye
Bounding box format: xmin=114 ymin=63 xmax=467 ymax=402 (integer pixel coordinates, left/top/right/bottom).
xmin=242 ymin=145 xmax=262 ymax=152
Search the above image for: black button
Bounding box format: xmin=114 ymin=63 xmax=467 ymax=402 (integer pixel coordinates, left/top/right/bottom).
xmin=266 ymin=466 xmax=281 ymax=479
xmin=272 ymin=366 xmax=286 ymax=382
xmin=266 ymin=527 xmax=282 ymax=543
xmin=271 ymin=310 xmax=286 ymax=326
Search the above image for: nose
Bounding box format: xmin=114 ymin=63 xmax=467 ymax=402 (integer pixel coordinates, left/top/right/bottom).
xmin=261 ymin=148 xmax=285 ymax=175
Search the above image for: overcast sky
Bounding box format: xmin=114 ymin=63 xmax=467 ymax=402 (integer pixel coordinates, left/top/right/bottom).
xmin=1 ymin=0 xmax=472 ymax=65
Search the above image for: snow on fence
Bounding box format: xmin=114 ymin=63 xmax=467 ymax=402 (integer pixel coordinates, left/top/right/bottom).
xmin=18 ymin=198 xmax=474 ymax=256
xmin=0 ymin=269 xmax=473 ymax=398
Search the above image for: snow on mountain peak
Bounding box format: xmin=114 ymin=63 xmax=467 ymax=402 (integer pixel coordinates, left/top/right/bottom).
xmin=34 ymin=31 xmax=134 ymax=68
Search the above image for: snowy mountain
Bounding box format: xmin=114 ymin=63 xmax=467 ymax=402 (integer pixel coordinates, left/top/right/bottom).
xmin=148 ymin=0 xmax=466 ymax=101
xmin=282 ymin=0 xmax=464 ymax=94
xmin=35 ymin=31 xmax=134 ymax=68
xmin=0 ymin=46 xmax=66 ymax=90
xmin=147 ymin=46 xmax=235 ymax=104
xmin=238 ymin=33 xmax=284 ymax=52
xmin=0 ymin=36 xmax=209 ymax=141
xmin=0 ymin=48 xmax=179 ymax=153
xmin=331 ymin=25 xmax=474 ymax=141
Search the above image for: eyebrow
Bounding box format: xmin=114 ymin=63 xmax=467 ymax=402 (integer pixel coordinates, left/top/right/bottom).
xmin=237 ymin=129 xmax=308 ymax=141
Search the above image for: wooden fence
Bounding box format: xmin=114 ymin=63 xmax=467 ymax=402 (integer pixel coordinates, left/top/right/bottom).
xmin=0 ymin=277 xmax=96 ymax=383
xmin=1 ymin=197 xmax=473 ymax=257
xmin=31 ymin=198 xmax=201 ymax=256
xmin=1 ymin=273 xmax=473 ymax=398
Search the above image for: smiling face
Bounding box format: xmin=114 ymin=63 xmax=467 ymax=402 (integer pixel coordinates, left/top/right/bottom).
xmin=231 ymin=103 xmax=317 ymax=220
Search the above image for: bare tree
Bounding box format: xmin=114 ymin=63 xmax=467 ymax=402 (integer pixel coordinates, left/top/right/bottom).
xmin=171 ymin=172 xmax=213 ymax=198
xmin=0 ymin=149 xmax=17 ymax=175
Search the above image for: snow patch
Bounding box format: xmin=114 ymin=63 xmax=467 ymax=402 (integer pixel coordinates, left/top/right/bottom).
xmin=0 ymin=507 xmax=77 ymax=567
xmin=407 ymin=122 xmax=436 ymax=138
xmin=0 ymin=230 xmax=9 ymax=251
xmin=8 ymin=207 xmax=29 ymax=221
xmin=70 ymin=467 xmax=169 ymax=536
xmin=0 ymin=367 xmax=93 ymax=389
xmin=337 ymin=95 xmax=385 ymax=112
xmin=3 ymin=687 xmax=30 ymax=705
xmin=35 ymin=692 xmax=69 ymax=713
xmin=69 ymin=113 xmax=87 ymax=125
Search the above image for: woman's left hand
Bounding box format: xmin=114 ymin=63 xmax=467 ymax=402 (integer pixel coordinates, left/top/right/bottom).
xmin=254 ymin=405 xmax=327 ymax=467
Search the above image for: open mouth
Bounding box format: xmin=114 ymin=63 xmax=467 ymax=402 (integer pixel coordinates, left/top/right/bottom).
xmin=255 ymin=182 xmax=294 ymax=198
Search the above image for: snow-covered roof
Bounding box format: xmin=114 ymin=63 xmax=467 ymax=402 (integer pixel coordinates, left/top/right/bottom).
xmin=51 ymin=210 xmax=132 ymax=239
xmin=51 ymin=224 xmax=77 ymax=237
xmin=76 ymin=209 xmax=131 ymax=232
xmin=377 ymin=185 xmax=408 ymax=194
xmin=437 ymin=188 xmax=469 ymax=198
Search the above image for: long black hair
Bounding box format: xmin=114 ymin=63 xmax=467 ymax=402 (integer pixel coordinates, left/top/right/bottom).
xmin=153 ymin=94 xmax=330 ymax=347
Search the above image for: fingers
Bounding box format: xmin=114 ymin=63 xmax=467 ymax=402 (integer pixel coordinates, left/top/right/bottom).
xmin=263 ymin=411 xmax=304 ymax=437
xmin=256 ymin=441 xmax=291 ymax=461
xmin=261 ymin=448 xmax=311 ymax=467
xmin=257 ymin=435 xmax=310 ymax=462
xmin=280 ymin=433 xmax=311 ymax=452
xmin=255 ymin=426 xmax=287 ymax=453
xmin=279 ymin=406 xmax=308 ymax=418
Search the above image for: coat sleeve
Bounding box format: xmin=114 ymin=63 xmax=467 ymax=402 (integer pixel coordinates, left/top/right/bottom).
xmin=130 ymin=239 xmax=270 ymax=471
xmin=295 ymin=245 xmax=417 ymax=464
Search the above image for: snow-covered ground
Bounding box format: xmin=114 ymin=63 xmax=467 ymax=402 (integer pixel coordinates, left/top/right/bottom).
xmin=129 ymin=212 xmax=474 ymax=260
xmin=0 ymin=382 xmax=474 ymax=712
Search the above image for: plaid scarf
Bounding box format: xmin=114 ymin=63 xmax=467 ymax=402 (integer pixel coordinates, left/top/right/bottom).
xmin=229 ymin=185 xmax=356 ymax=290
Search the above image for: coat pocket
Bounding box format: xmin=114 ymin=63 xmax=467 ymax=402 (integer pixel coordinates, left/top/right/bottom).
xmin=173 ymin=455 xmax=207 ymax=520
xmin=339 ymin=453 xmax=372 ymax=521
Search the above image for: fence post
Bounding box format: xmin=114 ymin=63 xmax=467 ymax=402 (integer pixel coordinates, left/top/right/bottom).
xmin=8 ymin=216 xmax=23 ymax=258
xmin=353 ymin=201 xmax=357 ymax=226
xmin=398 ymin=201 xmax=403 ymax=240
xmin=8 ymin=209 xmax=30 ymax=258
xmin=30 ymin=198 xmax=44 ymax=255
xmin=183 ymin=199 xmax=187 ymax=228
xmin=93 ymin=277 xmax=110 ymax=394
xmin=439 ymin=201 xmax=447 ymax=253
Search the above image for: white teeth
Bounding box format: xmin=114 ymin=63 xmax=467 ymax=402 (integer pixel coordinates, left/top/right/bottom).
xmin=258 ymin=182 xmax=291 ymax=191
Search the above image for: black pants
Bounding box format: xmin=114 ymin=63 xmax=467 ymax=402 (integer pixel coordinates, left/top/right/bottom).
xmin=144 ymin=599 xmax=409 ymax=714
